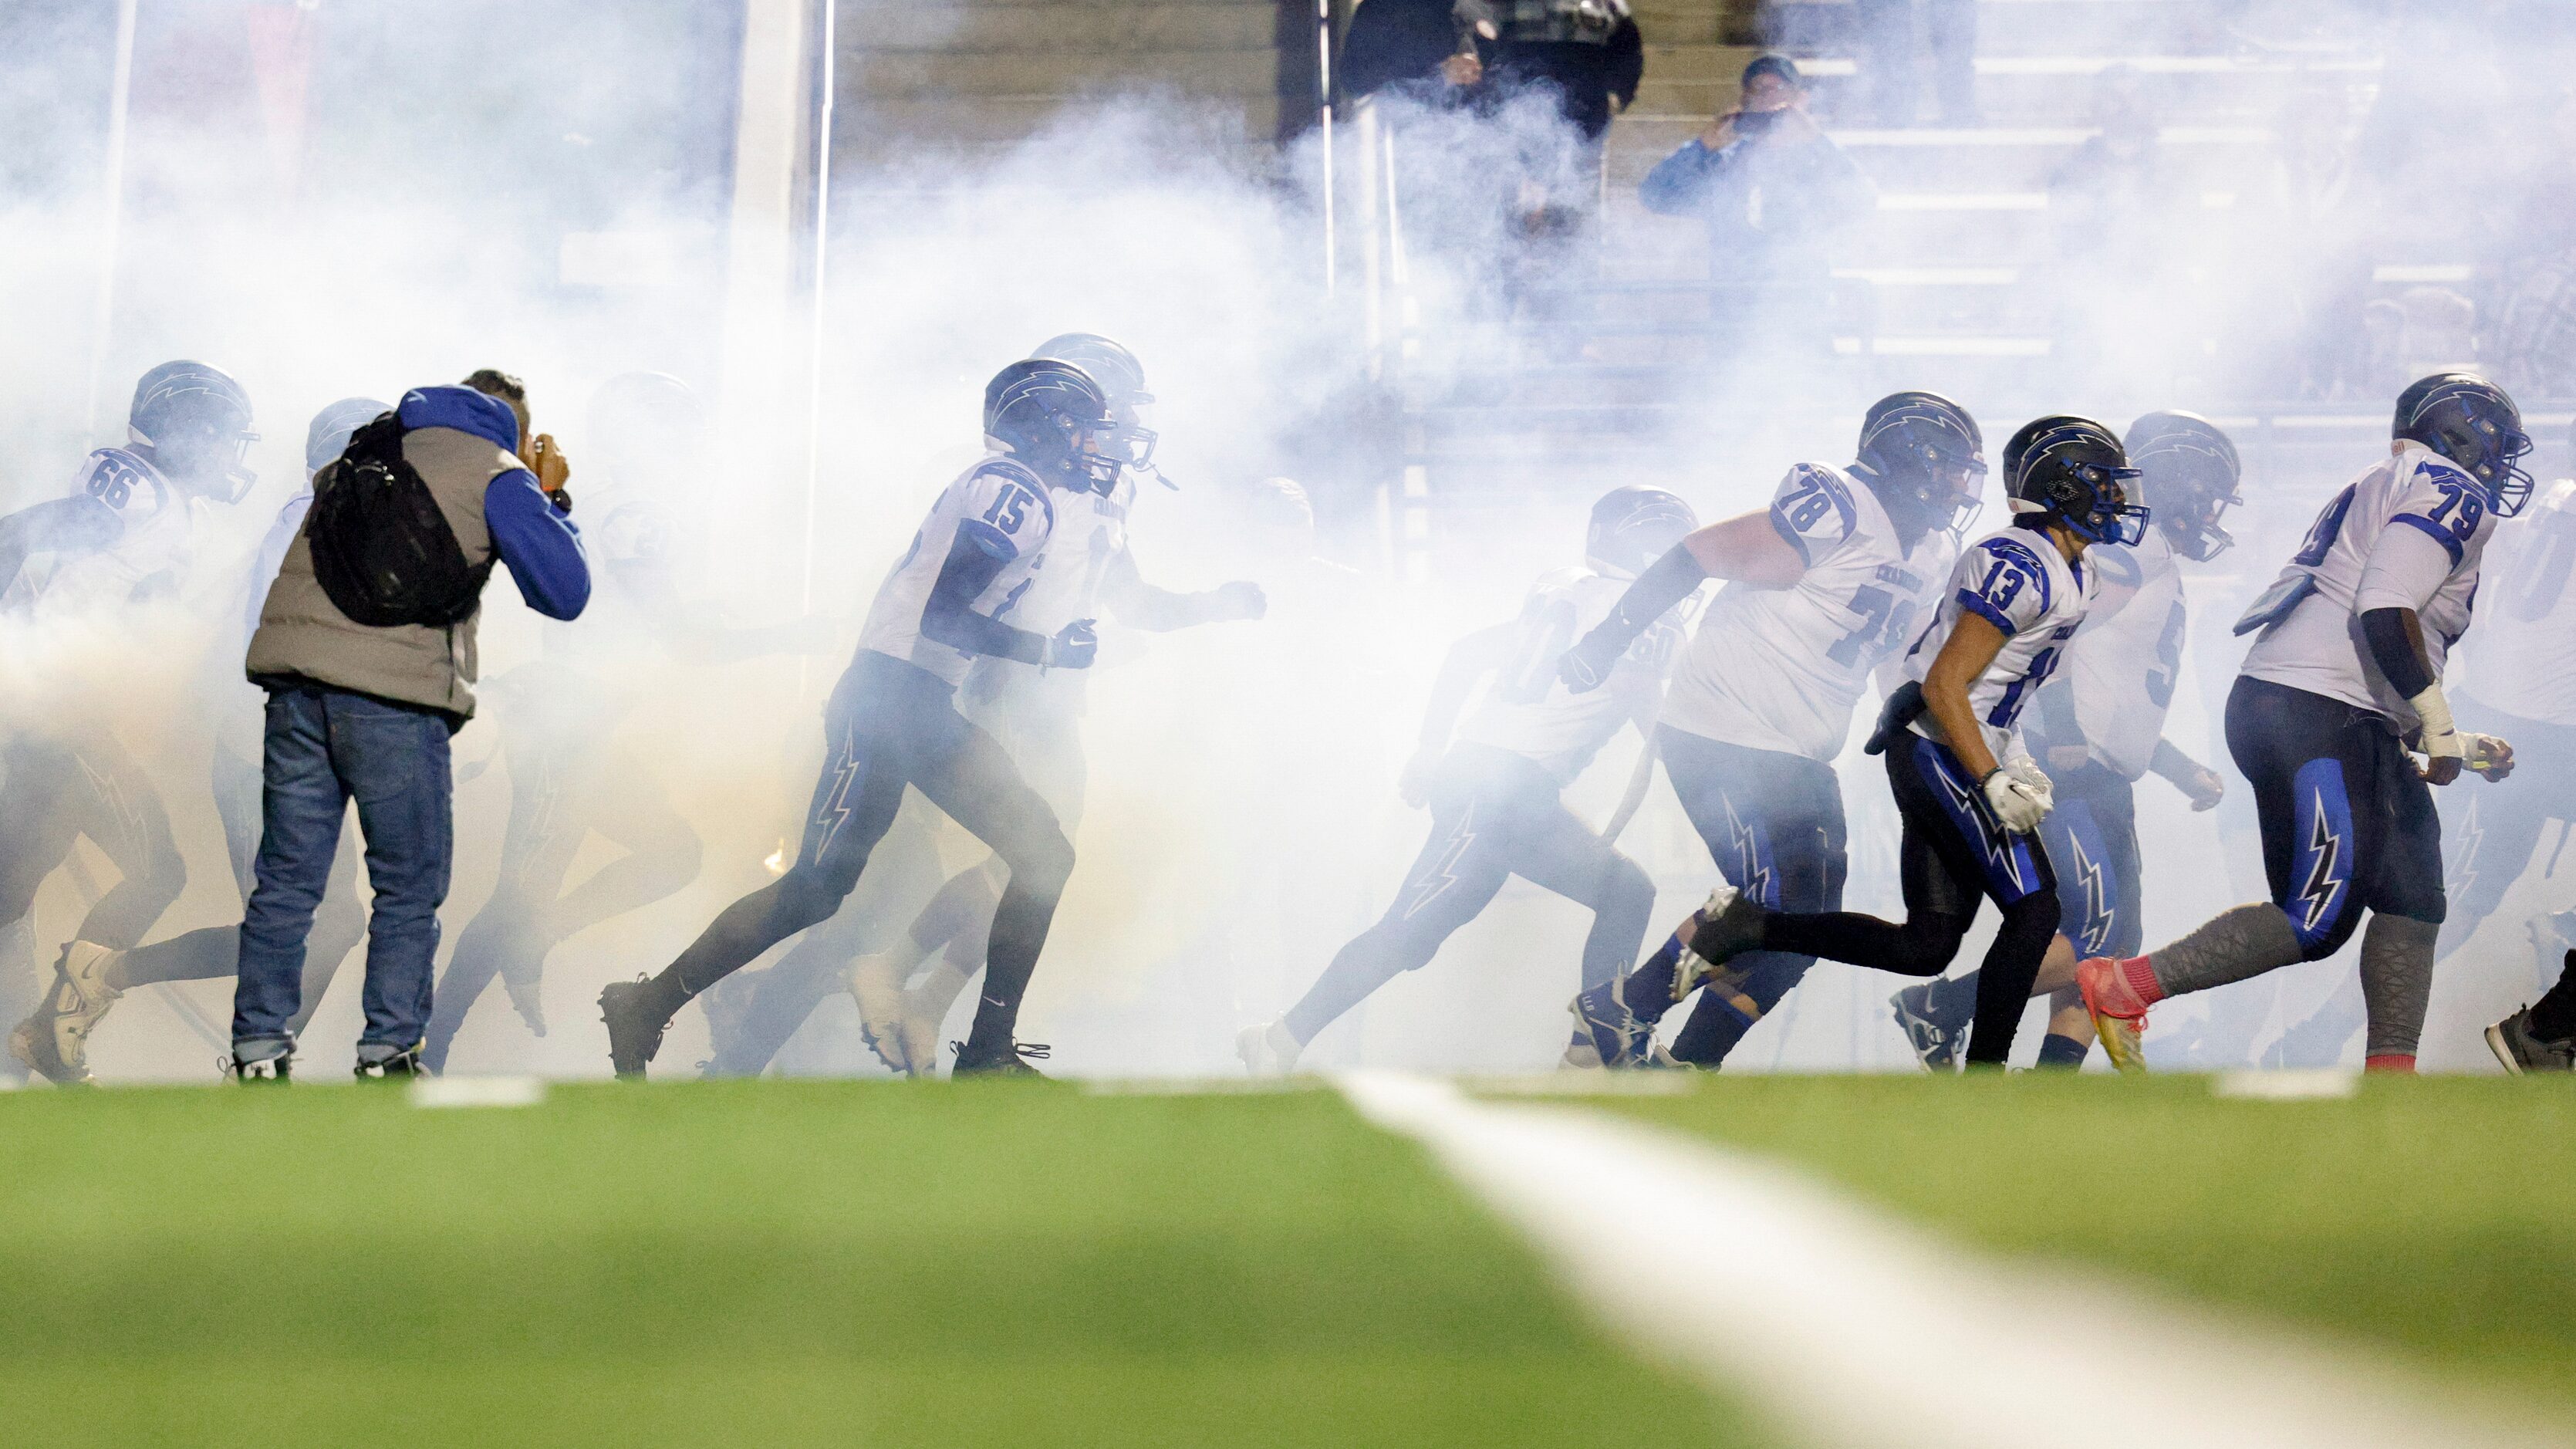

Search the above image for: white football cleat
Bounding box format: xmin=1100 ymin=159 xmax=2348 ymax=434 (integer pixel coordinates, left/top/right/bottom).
xmin=1237 ymin=1020 xmax=1302 ymax=1076
xmin=8 ymin=941 xmax=124 ymax=1086
xmin=846 ymin=951 xmax=917 ymax=1075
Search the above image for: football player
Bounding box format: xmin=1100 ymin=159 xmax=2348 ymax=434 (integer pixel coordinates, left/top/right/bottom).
xmin=1558 ymin=393 xmax=1983 ymax=1069
xmin=1236 ymin=486 xmax=1697 ymax=1073
xmin=1888 ymin=410 xmax=2238 ymax=1069
xmin=697 ymin=335 xmax=1265 ymax=1078
xmin=596 ymin=359 xmax=1118 ymax=1078
xmin=2077 ymin=375 xmax=2526 ymax=1075
xmin=423 ymin=373 xmax=827 ymax=1073
xmin=1587 ymin=417 xmax=2140 ymax=1069
xmin=9 ymin=398 xmax=382 ymax=1083
xmin=0 ymin=361 xmax=258 ymax=1076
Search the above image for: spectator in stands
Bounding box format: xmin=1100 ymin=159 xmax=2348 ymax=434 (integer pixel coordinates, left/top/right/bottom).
xmin=1637 ymin=52 xmax=1872 ymax=369
xmin=1340 ymin=1 xmax=1642 ymax=143
xmin=1338 ymin=0 xmax=1484 ymax=109
xmin=1853 ymin=0 xmax=1977 ymax=126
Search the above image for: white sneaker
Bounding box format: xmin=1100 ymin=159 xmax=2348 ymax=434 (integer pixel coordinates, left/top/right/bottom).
xmin=1237 ymin=1020 xmax=1302 ymax=1076
xmin=8 ymin=941 xmax=123 ymax=1086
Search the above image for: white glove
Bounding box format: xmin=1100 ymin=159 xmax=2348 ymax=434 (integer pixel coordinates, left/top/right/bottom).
xmin=2004 ymin=755 xmax=2055 ymax=814
xmin=2462 ymin=731 xmax=2514 ymax=780
xmin=1983 ymin=765 xmax=2051 ymax=834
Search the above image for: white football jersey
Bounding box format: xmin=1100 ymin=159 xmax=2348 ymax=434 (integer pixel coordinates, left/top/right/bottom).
xmin=5 ymin=448 xmax=204 ymax=621
xmin=1456 ymin=565 xmax=1688 ymax=783
xmin=1660 ymin=462 xmax=1956 ymax=762
xmin=1905 ymin=525 xmax=2096 ymax=762
xmin=2061 ymin=525 xmax=2187 ymax=780
xmin=2461 ymin=477 xmax=2576 ymax=725
xmin=2241 ymin=442 xmax=2497 ymax=729
xmin=856 ymin=452 xmax=1059 ymax=687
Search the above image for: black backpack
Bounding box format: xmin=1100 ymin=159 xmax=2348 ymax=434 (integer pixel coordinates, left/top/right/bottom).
xmin=306 ymin=413 xmax=492 ymax=627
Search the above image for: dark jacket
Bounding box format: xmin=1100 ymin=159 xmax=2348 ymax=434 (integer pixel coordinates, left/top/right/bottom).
xmin=1639 ymin=127 xmax=1873 ymax=283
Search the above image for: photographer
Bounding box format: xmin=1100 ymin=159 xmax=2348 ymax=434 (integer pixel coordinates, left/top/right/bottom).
xmin=1639 ymin=52 xmax=1873 ymax=367
xmin=228 ymin=370 xmax=589 ymax=1081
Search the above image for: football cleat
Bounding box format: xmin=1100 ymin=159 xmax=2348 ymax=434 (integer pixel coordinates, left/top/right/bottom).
xmin=891 ymin=980 xmax=952 ymax=1079
xmin=599 ymin=977 xmax=670 ymax=1080
xmin=1565 ymin=980 xmax=1652 ymax=1069
xmin=697 ymin=971 xmax=756 ymax=1076
xmin=1889 ymin=978 xmax=1969 ymax=1072
xmin=1237 ymin=1020 xmax=1301 ymax=1076
xmin=499 ymin=961 xmax=548 ymax=1036
xmin=8 ymin=941 xmax=125 ymax=1086
xmin=2075 ymin=957 xmax=2150 ymax=1075
xmin=2486 ymin=1005 xmax=2576 ymax=1075
xmin=951 ymin=1038 xmax=1051 ymax=1079
xmin=1670 ymin=885 xmax=1768 ymax=1003
xmin=846 ymin=951 xmax=917 ymax=1076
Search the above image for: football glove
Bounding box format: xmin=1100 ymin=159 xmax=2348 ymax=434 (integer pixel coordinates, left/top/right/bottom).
xmin=1043 ymin=619 xmax=1099 ymax=670
xmin=1982 ymin=765 xmax=2050 ymax=834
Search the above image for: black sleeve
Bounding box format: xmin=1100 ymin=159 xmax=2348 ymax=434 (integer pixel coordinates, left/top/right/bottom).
xmin=919 ymin=531 xmax=1050 ymax=665
xmin=1604 ymin=19 xmax=1643 ymax=106
xmin=1581 ymin=542 xmax=1708 ymax=654
xmin=0 ymin=495 xmax=122 ymax=600
xmin=1339 ymin=0 xmax=1456 ymax=99
xmin=2359 ymin=606 xmax=2435 ymax=699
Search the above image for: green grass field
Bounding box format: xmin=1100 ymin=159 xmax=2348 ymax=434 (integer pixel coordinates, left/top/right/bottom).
xmin=0 ymin=1080 xmax=1741 ymax=1449
xmin=6 ymin=1075 xmax=2570 ymax=1447
xmin=1592 ymin=1072 xmax=2576 ymax=1413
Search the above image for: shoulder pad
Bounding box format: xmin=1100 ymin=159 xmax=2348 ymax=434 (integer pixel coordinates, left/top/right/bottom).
xmin=74 ymin=448 xmax=169 ymax=519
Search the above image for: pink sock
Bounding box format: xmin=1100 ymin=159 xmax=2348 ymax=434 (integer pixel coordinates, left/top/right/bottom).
xmin=2364 ymin=1053 xmax=2416 ymax=1074
xmin=2117 ymin=954 xmax=2166 ymax=1011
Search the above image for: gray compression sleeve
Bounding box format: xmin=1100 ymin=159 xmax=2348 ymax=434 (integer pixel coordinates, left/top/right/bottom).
xmin=2149 ymin=902 xmax=2305 ymax=997
xmin=2359 ymin=913 xmax=2438 ymax=1059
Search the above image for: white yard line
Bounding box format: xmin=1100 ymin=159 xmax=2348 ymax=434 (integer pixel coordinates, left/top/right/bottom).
xmin=1335 ymin=1071 xmax=2542 ymax=1449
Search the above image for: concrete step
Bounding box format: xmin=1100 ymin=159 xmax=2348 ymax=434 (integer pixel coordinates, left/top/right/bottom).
xmin=844 ymin=42 xmax=1278 ymax=99
xmin=838 ymin=93 xmax=1281 ymax=151
xmin=1600 ymin=120 xmax=2280 ymax=192
xmin=852 ymin=2 xmax=1277 ymax=54
xmin=1759 ymin=0 xmax=2229 ymax=56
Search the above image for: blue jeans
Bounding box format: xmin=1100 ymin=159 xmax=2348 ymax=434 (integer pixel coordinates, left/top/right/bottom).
xmin=231 ymin=685 xmax=453 ymax=1063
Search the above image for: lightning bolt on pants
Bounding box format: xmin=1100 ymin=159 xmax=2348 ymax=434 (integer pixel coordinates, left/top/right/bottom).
xmin=1652 ymin=728 xmax=1849 ymax=1068
xmin=1751 ymin=736 xmax=2061 ymax=1066
xmin=1283 ymin=745 xmax=1653 ymax=1047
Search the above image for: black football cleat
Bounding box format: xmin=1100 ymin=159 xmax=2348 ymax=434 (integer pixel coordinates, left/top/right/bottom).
xmin=950 ymin=1039 xmax=1051 ymax=1079
xmin=599 ymin=978 xmax=671 ymax=1080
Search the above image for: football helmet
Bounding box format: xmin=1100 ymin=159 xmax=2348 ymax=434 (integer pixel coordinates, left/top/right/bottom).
xmin=2395 ymin=372 xmax=2532 ymax=517
xmin=984 ymin=360 xmax=1119 ymax=495
xmin=2125 ymin=410 xmax=2242 ymax=561
xmin=130 ymin=360 xmax=257 ymax=502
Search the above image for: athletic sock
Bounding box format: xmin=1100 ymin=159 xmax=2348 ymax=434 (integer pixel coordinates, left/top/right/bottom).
xmin=2034 ymin=1032 xmax=2088 ymax=1069
xmin=2530 ymin=954 xmax=2576 ymax=1040
xmin=1619 ymin=936 xmax=1686 ymax=1025
xmin=2145 ymin=902 xmax=2303 ymax=998
xmin=2364 ymin=1053 xmax=2416 ymax=1073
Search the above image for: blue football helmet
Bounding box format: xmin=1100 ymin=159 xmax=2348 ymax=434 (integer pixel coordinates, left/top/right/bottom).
xmin=2005 ymin=416 xmax=2148 ymax=547
xmin=984 ymin=359 xmax=1119 ymax=495
xmin=1855 ymin=391 xmax=1986 ymax=542
xmin=1031 ymin=333 xmax=1155 ymax=472
xmin=2124 ymin=410 xmax=2241 ymax=561
xmin=2395 ymin=372 xmax=2532 ymax=517
xmin=1587 ymin=485 xmax=1698 ymax=577
xmin=130 ymin=360 xmax=258 ymax=502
